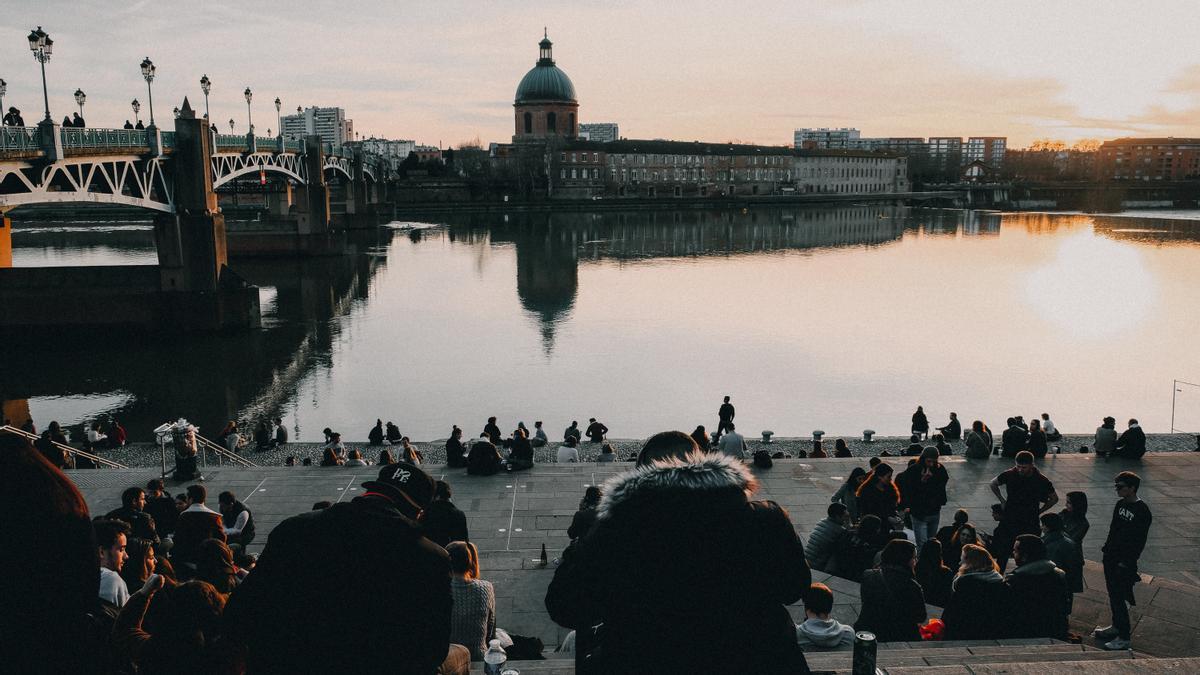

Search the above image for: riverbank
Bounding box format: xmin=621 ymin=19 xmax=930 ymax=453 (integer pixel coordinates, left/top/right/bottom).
xmin=94 ymin=433 xmax=1199 ymax=469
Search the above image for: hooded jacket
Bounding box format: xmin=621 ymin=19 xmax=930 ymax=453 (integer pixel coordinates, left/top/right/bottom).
xmin=545 ymin=453 xmax=810 ymax=674
xmin=1042 ymin=530 xmax=1083 ymax=593
xmin=943 ymin=570 xmax=1009 ymax=640
xmin=1006 ymin=559 xmax=1069 ymax=639
xmin=795 ymin=617 xmax=855 ymax=650
xmin=854 ymin=564 xmax=927 ymax=642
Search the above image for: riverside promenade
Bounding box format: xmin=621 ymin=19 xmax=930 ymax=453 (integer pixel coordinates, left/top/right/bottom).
xmin=72 ymin=451 xmax=1200 ymax=665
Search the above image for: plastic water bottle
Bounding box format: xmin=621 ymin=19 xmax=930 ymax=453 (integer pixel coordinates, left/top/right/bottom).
xmin=484 ymin=639 xmax=507 ymax=675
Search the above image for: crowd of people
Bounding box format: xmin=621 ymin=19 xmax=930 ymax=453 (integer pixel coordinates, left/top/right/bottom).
xmin=1 ymin=393 xmax=1166 ymax=673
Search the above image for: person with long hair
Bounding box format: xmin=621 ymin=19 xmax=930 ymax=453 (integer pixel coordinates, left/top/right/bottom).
xmin=320 ymin=446 xmax=344 ymax=467
xmin=400 ymin=437 xmax=424 ymax=465
xmin=897 ymin=447 xmax=950 ymax=546
xmin=964 ymin=420 xmax=992 ymax=459
xmin=121 ymin=538 xmax=158 ymax=594
xmin=1061 ymin=490 xmax=1090 ymax=560
xmin=446 ymin=425 xmax=467 ymax=468
xmin=854 ymin=539 xmax=926 ymax=642
xmin=856 ymin=462 xmax=901 ymax=526
xmin=378 ymin=449 xmax=397 ymax=466
xmin=914 ymin=539 xmax=953 ymax=608
xmin=942 ymin=544 xmax=1010 ymax=640
xmin=831 ymin=467 xmax=867 ymax=522
xmin=834 ymin=438 xmax=852 ymax=458
xmin=691 ymin=425 xmax=711 ymax=452
xmin=113 ymin=576 xmax=240 ymax=674
xmin=344 ymin=448 xmax=370 ymax=467
xmin=507 ymin=428 xmax=533 ymax=471
xmin=446 ymin=541 xmax=494 ymax=661
xmin=944 ymin=522 xmax=987 ymax=570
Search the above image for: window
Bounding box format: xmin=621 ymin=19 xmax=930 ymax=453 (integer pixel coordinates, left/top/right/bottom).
xmin=547 ymin=112 xmax=557 ymax=132
xmin=568 ymin=113 xmax=575 ymax=132
xmin=523 ymin=112 xmax=533 ymax=134
xmin=571 ymin=169 xmax=577 ymax=179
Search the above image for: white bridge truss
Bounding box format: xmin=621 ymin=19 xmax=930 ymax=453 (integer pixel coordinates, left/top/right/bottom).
xmin=0 ymin=155 xmax=174 ymax=213
xmin=210 ymin=151 xmax=374 ymax=188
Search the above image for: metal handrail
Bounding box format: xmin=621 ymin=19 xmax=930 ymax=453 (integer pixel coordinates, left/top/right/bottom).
xmin=60 ymin=127 xmax=150 ymax=150
xmin=0 ymin=126 xmax=39 ymax=152
xmin=0 ymin=424 xmax=129 ymax=469
xmin=193 ymin=432 xmax=258 ymax=468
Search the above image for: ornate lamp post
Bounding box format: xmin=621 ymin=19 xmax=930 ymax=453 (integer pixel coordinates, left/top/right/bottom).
xmin=199 ymin=74 xmax=211 ymax=120
xmin=131 ymin=99 xmax=140 ymax=126
xmin=243 ymin=87 xmax=253 ymax=134
xmin=27 ymin=26 xmax=53 ymax=122
xmin=139 ymin=57 xmax=156 ymax=126
xmin=229 ymin=118 xmax=235 ymax=133
xmin=73 ymin=88 xmax=85 ymax=117
xmin=274 ymin=97 xmax=281 ymax=137
xmin=0 ymin=78 xmax=7 ymax=118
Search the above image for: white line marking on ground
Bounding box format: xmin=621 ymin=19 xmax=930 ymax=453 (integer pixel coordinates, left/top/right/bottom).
xmin=335 ymin=475 xmax=357 ymax=503
xmin=505 ymin=481 xmax=519 ymax=551
xmin=241 ymin=478 xmax=269 ymax=502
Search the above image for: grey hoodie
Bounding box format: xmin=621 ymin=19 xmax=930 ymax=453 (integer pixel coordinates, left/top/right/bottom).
xmin=795 ymin=617 xmax=855 ymax=650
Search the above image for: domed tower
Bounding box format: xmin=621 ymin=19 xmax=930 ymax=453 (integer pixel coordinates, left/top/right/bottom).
xmin=513 ymin=31 xmax=579 ymax=142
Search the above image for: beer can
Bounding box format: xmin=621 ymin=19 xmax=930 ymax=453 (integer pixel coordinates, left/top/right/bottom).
xmin=852 ymin=630 xmax=877 ymax=675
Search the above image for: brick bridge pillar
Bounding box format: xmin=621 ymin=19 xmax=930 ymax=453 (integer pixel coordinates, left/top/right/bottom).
xmin=294 ymin=135 xmax=330 ymax=235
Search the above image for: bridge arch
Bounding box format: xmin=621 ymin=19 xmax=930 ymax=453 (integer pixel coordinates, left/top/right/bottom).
xmin=212 ymin=152 xmax=307 ymax=189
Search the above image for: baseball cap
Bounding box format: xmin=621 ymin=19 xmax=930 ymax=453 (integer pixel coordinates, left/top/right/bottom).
xmin=361 ymin=462 xmax=435 ymax=512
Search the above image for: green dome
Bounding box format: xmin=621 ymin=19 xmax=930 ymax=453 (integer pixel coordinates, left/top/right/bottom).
xmin=515 ymin=36 xmax=577 ymax=104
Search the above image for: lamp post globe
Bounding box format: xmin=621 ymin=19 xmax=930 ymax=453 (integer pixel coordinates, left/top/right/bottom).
xmin=73 ymin=88 xmax=85 ymax=117
xmin=139 ymin=57 xmax=156 ymax=126
xmin=243 ymin=87 xmax=253 ymax=134
xmin=131 ymin=98 xmax=140 ymax=125
xmin=229 ymin=118 xmax=235 ymax=133
xmin=27 ymin=26 xmax=53 ymax=122
xmin=199 ymin=74 xmax=211 ymax=120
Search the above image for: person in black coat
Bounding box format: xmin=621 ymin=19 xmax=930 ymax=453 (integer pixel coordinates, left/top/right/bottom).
xmin=385 ymin=421 xmax=403 ymax=444
xmin=911 ymin=406 xmax=929 ymax=440
xmin=368 ymin=419 xmax=385 ymax=446
xmin=224 ymin=463 xmax=463 ymax=674
xmin=483 ymin=416 xmax=502 ymax=446
xmin=1113 ymin=419 xmax=1147 ymax=459
xmin=1005 ymin=534 xmax=1070 ymax=640
xmin=914 ymin=539 xmax=954 ymax=608
xmin=545 ymin=437 xmax=810 ymax=674
xmin=421 ymin=480 xmax=469 ymax=548
xmin=936 ymin=412 xmax=961 ymax=441
xmin=1027 ymin=419 xmax=1049 ymax=458
xmin=1001 ymin=418 xmax=1029 ymax=458
xmin=942 ymin=543 xmax=1011 ymax=640
xmin=507 ymin=428 xmax=534 ymax=470
xmin=856 ymin=462 xmax=901 ymax=526
xmin=466 ymin=437 xmax=502 ymax=476
xmin=105 ymin=487 xmax=163 ymax=549
xmin=831 ymin=514 xmax=884 ymax=582
xmin=445 ymin=426 xmax=468 ymax=468
xmin=855 ymin=539 xmax=926 ymax=642
xmin=897 ymin=448 xmax=950 ymax=547
xmin=567 ymin=486 xmax=602 ymax=541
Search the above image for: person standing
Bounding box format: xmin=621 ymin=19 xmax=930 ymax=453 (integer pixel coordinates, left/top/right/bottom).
xmin=585 ymin=418 xmax=608 ymax=443
xmin=937 ymin=412 xmax=961 ymax=441
xmin=898 ymin=447 xmax=949 ymax=547
xmin=1094 ymin=417 xmax=1118 ymax=457
xmin=717 ymin=422 xmax=747 ymax=460
xmin=1093 ymin=471 xmax=1152 ymax=651
xmin=273 ymin=417 xmax=287 ymax=447
xmin=911 ymin=406 xmax=929 ymax=440
xmin=716 ymin=395 xmax=735 ymax=439
xmin=989 ymin=451 xmax=1058 ymax=571
xmin=1114 ymin=419 xmax=1147 ymax=459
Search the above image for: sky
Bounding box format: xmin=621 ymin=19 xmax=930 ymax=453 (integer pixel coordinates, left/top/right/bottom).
xmin=4 ymin=1 xmax=1200 ymax=149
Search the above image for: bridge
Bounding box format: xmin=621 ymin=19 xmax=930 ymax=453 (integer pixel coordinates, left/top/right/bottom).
xmin=0 ymin=100 xmax=390 ymax=332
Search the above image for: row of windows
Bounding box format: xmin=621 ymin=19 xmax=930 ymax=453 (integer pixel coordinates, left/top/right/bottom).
xmin=521 ymin=111 xmax=576 ymax=134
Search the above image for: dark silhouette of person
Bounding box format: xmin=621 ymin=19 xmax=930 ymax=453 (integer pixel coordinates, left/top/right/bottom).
xmin=62 ymin=115 xmax=74 ymax=128
xmin=123 ymin=120 xmax=134 ymax=129
xmin=717 ymin=396 xmax=735 ymax=439
xmin=5 ymin=107 xmax=27 ymax=126
xmin=912 ymin=406 xmax=929 ymax=440
xmin=72 ymin=112 xmax=85 ymax=128
xmin=135 ymin=120 xmax=145 ymax=130
xmin=585 ymin=418 xmax=608 ymax=443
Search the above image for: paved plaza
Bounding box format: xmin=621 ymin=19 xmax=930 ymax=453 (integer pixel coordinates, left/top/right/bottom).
xmin=73 ymin=453 xmax=1200 ymax=659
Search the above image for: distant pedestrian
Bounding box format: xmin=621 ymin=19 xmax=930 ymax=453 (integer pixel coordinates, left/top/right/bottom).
xmin=3 ymin=107 xmax=25 ymax=126
xmin=1041 ymin=413 xmax=1061 ymax=441
xmin=834 ymin=438 xmax=852 ymax=458
xmin=964 ymin=420 xmax=993 ymax=459
xmin=556 ymin=435 xmax=580 ymax=463
xmin=716 ymin=396 xmax=735 ymax=439
xmin=937 ymin=412 xmax=961 ymax=441
xmin=1094 ymin=417 xmax=1118 ymax=457
xmin=531 ymin=421 xmax=548 ymax=448
xmin=446 ymin=426 xmax=467 ymax=468
xmin=273 ymin=417 xmax=287 ymax=447
xmin=483 ymin=417 xmax=502 ymax=445
xmin=72 ymin=112 xmax=85 ymax=128
xmin=717 ymin=422 xmax=747 ymax=460
xmin=386 ymin=421 xmax=402 ymax=444
xmin=1061 ymin=491 xmax=1090 ymax=560
xmin=563 ymin=420 xmax=581 ymax=443
xmin=1113 ymin=419 xmax=1146 ymax=459
xmin=585 ymin=418 xmax=608 ymax=443
xmin=1093 ymin=471 xmax=1152 ymax=651
xmin=62 ymin=115 xmax=74 ymax=128
xmin=123 ymin=120 xmax=134 ymax=129
xmin=911 ymin=406 xmax=929 ymax=440
xmin=135 ymin=120 xmax=145 ymax=130
xmin=368 ymin=419 xmax=385 ymax=446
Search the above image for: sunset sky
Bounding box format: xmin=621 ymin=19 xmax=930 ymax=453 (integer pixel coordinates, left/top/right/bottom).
xmin=5 ymin=1 xmax=1200 ymax=148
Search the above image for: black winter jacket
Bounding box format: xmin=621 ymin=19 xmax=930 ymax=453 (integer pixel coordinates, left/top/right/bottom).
xmin=545 ymin=454 xmax=810 ymax=674
xmin=1006 ymin=559 xmax=1070 ymax=639
xmin=854 ymin=564 xmax=926 ymax=642
xmin=897 ymin=463 xmax=949 ymax=517
xmin=943 ymin=571 xmax=1010 ymax=640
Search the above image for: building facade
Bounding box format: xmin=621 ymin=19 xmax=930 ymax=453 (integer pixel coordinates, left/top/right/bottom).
xmin=513 ymin=33 xmax=579 ymax=142
xmin=794 ymin=128 xmax=862 ymax=149
xmin=1096 ymin=138 xmax=1200 ymax=181
xmin=965 ymin=137 xmax=1006 ymax=168
xmin=281 ymin=106 xmax=354 ymax=145
xmin=358 ymin=137 xmax=416 ymax=172
xmin=579 ymin=122 xmax=619 ymax=143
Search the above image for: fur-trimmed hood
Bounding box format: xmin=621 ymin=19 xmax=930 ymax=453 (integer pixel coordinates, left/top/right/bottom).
xmin=596 ymin=452 xmax=757 ymax=521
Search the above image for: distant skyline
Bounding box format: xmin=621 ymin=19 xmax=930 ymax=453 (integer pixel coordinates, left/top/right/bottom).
xmin=4 ymin=1 xmax=1200 ymax=148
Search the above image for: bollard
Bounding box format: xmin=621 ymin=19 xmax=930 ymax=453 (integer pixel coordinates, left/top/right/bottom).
xmin=761 ymin=430 xmax=774 ymax=444
xmin=862 ymin=429 xmax=875 ymax=442
xmin=812 ymin=430 xmax=825 ymax=441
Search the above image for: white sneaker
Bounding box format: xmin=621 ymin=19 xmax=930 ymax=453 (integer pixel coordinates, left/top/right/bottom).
xmin=1093 ymin=625 xmax=1118 ymax=640
xmin=1103 ymin=638 xmax=1131 ymax=651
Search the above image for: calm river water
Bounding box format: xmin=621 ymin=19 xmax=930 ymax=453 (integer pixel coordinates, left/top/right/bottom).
xmin=6 ymin=205 xmax=1200 ymax=441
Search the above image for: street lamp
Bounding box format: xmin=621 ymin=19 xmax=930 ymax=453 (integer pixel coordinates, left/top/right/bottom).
xmin=73 ymin=88 xmax=85 ymax=118
xmin=131 ymin=98 xmax=140 ymax=125
xmin=243 ymin=87 xmax=253 ymax=134
xmin=0 ymin=79 xmax=7 ymax=118
xmin=139 ymin=57 xmax=156 ymax=126
xmin=199 ymin=74 xmax=211 ymax=120
xmin=27 ymin=26 xmax=53 ymax=122
xmin=173 ymin=106 xmax=180 ymax=119
xmin=229 ymin=118 xmax=235 ymax=133
xmin=274 ymin=97 xmax=281 ymax=138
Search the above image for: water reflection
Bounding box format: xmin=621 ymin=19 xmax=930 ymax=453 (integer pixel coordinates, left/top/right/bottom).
xmin=6 ymin=206 xmax=1200 ymax=440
